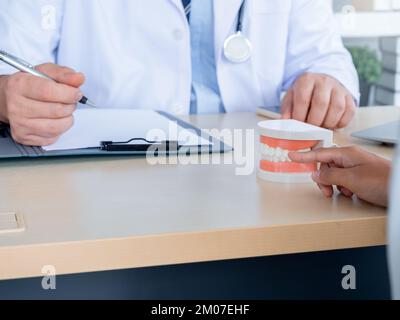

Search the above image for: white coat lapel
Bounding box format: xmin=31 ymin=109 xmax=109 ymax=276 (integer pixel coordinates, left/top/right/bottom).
xmin=168 ymin=0 xmax=183 ymax=8
xmin=168 ymin=0 xmax=187 ymax=19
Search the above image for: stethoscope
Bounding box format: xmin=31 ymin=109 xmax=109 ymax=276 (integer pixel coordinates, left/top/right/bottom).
xmin=185 ymin=0 xmax=251 ymax=64
xmin=223 ymin=1 xmax=252 ymax=63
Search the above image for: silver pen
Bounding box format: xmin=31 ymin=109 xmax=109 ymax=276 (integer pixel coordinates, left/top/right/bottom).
xmin=0 ymin=50 xmax=97 ymax=107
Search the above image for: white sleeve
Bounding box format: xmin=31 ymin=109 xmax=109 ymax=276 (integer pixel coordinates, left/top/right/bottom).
xmin=0 ymin=0 xmax=64 ymax=75
xmin=282 ymin=0 xmax=360 ymax=104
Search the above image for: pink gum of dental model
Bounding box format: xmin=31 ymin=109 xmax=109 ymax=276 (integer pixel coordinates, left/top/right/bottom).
xmin=257 ymin=119 xmax=333 ymax=184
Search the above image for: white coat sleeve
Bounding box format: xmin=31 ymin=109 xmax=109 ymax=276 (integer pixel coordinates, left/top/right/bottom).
xmin=282 ymin=0 xmax=360 ymax=103
xmin=0 ymin=0 xmax=64 ymax=75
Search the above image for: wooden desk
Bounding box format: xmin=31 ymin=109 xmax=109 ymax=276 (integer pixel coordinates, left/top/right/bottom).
xmin=0 ymin=107 xmax=398 ymax=281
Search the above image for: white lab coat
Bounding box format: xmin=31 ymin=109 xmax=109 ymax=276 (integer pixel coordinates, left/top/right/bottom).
xmin=0 ymin=0 xmax=359 ymax=114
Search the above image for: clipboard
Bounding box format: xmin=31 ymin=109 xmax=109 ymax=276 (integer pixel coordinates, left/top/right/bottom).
xmin=0 ymin=111 xmax=232 ymax=160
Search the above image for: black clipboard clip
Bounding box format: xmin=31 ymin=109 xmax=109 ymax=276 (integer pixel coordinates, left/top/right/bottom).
xmin=100 ymin=138 xmax=180 ymax=153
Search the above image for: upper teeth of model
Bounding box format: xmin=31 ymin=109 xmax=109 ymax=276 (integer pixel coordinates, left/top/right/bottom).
xmin=260 ymin=144 xmax=310 ymax=163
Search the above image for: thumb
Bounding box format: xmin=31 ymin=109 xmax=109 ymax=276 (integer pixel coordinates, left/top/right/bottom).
xmin=35 ymin=63 xmax=85 ymax=88
xmin=312 ymin=166 xmax=354 ymax=190
xmin=281 ymin=89 xmax=293 ymax=119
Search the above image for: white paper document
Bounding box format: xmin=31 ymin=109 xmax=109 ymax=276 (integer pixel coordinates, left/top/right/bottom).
xmin=44 ymin=109 xmax=212 ymax=151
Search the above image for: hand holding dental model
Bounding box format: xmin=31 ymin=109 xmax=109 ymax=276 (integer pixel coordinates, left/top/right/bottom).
xmin=258 ymin=119 xmax=333 ymax=183
xmin=289 ymin=146 xmax=391 ymax=207
xmin=258 ymin=119 xmax=390 ymax=207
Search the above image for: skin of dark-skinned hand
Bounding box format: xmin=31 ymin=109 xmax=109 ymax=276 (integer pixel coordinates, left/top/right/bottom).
xmin=289 ymin=146 xmax=391 ymax=207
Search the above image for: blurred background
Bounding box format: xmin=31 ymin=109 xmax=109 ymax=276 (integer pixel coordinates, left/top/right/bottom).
xmin=331 ymin=0 xmax=400 ymax=106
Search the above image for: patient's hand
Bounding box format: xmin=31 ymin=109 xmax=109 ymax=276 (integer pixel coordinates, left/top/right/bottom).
xmin=289 ymin=146 xmax=391 ymax=207
xmin=0 ymin=63 xmax=85 ymax=146
xmin=281 ymin=73 xmax=357 ymax=129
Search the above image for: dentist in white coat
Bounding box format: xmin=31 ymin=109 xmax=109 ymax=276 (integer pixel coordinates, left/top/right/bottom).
xmin=0 ymin=0 xmax=359 ymax=146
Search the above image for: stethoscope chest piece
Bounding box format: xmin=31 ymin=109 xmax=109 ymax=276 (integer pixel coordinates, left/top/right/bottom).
xmin=223 ymin=31 xmax=252 ymax=63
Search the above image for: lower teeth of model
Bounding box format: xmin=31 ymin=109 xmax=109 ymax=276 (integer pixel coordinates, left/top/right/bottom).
xmin=260 ymin=145 xmax=311 ymax=163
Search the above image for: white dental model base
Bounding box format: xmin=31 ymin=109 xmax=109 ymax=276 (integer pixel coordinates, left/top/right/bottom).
xmin=257 ymin=119 xmax=333 ymax=184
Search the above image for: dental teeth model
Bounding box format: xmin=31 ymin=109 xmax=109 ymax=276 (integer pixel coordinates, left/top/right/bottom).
xmin=257 ymin=119 xmax=333 ymax=183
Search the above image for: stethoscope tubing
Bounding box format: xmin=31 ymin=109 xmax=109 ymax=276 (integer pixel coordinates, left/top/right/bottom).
xmin=223 ymin=0 xmax=252 ymax=63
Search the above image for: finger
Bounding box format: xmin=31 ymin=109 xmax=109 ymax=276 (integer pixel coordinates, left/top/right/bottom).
xmin=338 ymin=186 xmax=354 ymax=198
xmin=25 ymin=116 xmax=74 ymax=138
xmin=337 ymin=95 xmax=357 ymax=129
xmin=328 ymin=164 xmax=354 ymax=197
xmin=312 ymin=166 xmax=353 ymax=191
xmin=21 ymin=75 xmax=83 ymax=104
xmin=322 ymin=89 xmax=346 ymax=129
xmin=315 ymin=164 xmax=334 ymax=197
xmin=292 ymin=75 xmax=315 ymax=122
xmin=17 ymin=96 xmax=76 ymax=119
xmin=10 ymin=125 xmax=57 ymax=147
xmin=289 ymin=148 xmax=345 ymax=166
xmin=318 ymin=183 xmax=334 ymax=198
xmin=306 ymin=82 xmax=332 ymax=127
xmin=316 ymin=181 xmax=334 ymax=198
xmin=35 ymin=63 xmax=85 ymax=88
xmin=281 ymin=89 xmax=293 ymax=119
xmin=17 ymin=135 xmax=58 ymax=147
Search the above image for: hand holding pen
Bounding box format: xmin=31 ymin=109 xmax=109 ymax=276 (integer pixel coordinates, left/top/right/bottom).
xmin=0 ymin=51 xmax=96 ymax=146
